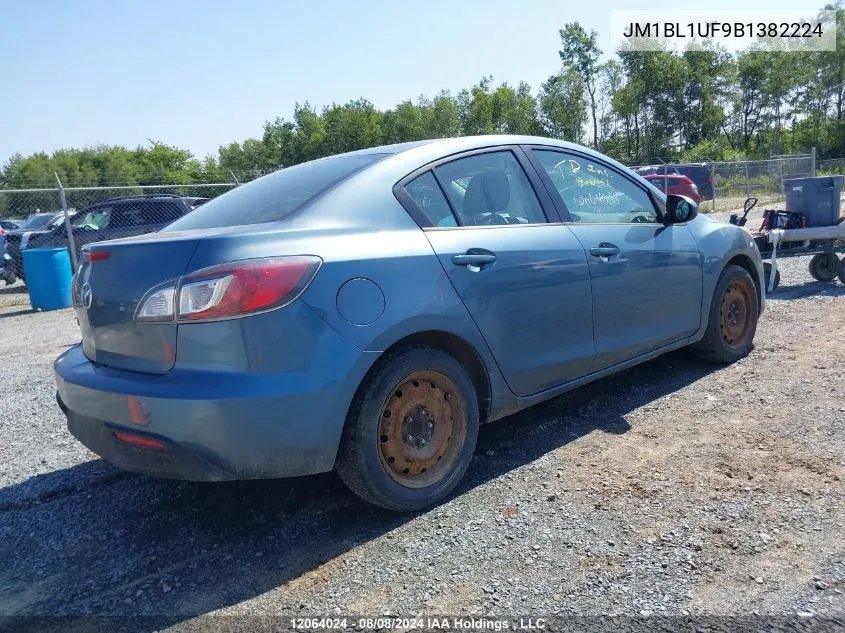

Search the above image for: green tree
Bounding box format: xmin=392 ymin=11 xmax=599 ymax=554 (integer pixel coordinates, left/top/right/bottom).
xmin=419 ymin=91 xmax=461 ymax=138
xmin=321 ymin=99 xmax=383 ymax=155
xmin=458 ymin=76 xmax=496 ymax=135
xmin=382 ymin=100 xmax=425 ymax=144
xmin=558 ymin=22 xmax=602 ymax=147
xmin=538 ymin=68 xmax=587 ymax=142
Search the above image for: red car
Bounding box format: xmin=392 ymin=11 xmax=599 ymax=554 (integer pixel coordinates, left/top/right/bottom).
xmin=643 ymin=174 xmax=702 ymax=205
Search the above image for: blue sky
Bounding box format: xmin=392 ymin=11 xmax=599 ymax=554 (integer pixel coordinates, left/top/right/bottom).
xmin=0 ymin=0 xmax=827 ymax=164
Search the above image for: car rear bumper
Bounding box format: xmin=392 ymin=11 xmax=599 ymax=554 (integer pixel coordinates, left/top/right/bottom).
xmin=54 ymin=314 xmax=378 ymax=481
xmin=58 ymin=394 xmax=234 ymax=481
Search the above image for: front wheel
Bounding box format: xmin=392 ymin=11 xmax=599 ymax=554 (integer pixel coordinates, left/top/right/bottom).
xmin=691 ymin=265 xmax=759 ymax=363
xmin=336 ymin=347 xmax=479 ymax=512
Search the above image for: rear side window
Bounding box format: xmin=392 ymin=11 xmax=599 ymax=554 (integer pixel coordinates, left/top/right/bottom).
xmin=137 ymin=201 xmax=183 ymax=224
xmin=111 ymin=205 xmax=143 ymax=228
xmin=404 ymin=172 xmax=455 ymax=226
xmin=432 ymin=151 xmax=547 ymax=226
xmin=165 ymin=155 xmax=385 ymax=231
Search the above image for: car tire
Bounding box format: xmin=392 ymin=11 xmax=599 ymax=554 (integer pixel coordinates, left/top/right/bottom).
xmin=808 ymin=253 xmax=840 ymax=282
xmin=336 ymin=346 xmax=479 ymax=512
xmin=691 ymin=265 xmax=759 ymax=363
xmin=838 ymin=258 xmax=845 ymax=285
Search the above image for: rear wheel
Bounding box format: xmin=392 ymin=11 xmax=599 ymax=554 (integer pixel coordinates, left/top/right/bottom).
xmin=808 ymin=253 xmax=840 ymax=281
xmin=691 ymin=265 xmax=759 ymax=363
xmin=336 ymin=346 xmax=479 ymax=512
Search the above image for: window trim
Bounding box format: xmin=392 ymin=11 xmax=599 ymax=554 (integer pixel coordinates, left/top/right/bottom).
xmin=523 ymin=145 xmax=667 ymax=225
xmin=393 ymin=145 xmax=562 ymax=229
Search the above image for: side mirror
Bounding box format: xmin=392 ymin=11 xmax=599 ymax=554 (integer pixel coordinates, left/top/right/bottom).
xmin=665 ymin=194 xmax=698 ymax=224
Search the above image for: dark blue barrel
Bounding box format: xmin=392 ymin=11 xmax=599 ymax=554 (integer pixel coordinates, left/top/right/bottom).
xmin=23 ymin=247 xmax=73 ymax=311
xmin=783 ymin=176 xmax=844 ymax=227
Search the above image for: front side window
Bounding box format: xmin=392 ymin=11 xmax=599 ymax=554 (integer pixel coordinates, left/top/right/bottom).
xmin=432 ymin=151 xmax=547 ymax=226
xmin=72 ymin=207 xmax=112 ymax=230
xmin=534 ymin=150 xmax=659 ymax=223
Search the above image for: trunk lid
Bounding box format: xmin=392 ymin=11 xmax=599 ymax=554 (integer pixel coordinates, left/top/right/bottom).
xmin=75 ymin=233 xmax=200 ymax=373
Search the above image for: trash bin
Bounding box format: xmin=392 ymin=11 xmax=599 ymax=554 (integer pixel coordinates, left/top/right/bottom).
xmin=783 ymin=176 xmax=844 ymax=227
xmin=23 ymin=247 xmax=73 ymax=311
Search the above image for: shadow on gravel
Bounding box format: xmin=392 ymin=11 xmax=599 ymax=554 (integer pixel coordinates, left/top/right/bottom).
xmin=0 ymin=308 xmax=35 ymax=320
xmin=0 ymin=349 xmax=716 ymax=627
xmin=767 ymin=280 xmax=845 ymax=301
xmin=0 ymin=284 xmax=27 ymax=295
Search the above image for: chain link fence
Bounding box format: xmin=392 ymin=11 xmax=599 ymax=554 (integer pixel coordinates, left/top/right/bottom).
xmin=816 ymin=157 xmax=845 ymax=176
xmin=629 ymin=152 xmax=818 ymax=213
xmin=0 ymin=152 xmax=841 ymax=307
xmin=0 ymin=180 xmax=241 ymax=306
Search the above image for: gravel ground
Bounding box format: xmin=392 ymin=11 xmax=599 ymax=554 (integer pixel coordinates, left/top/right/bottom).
xmin=0 ymin=249 xmax=843 ymax=631
xmin=0 ymin=280 xmax=29 ymax=309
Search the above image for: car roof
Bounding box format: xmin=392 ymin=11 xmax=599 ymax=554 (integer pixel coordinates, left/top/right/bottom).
xmin=86 ymin=194 xmax=197 ymax=208
xmin=349 ymin=135 xmax=641 ymax=185
xmin=297 ymin=135 xmax=669 ymax=231
xmin=355 ymin=135 xmax=608 ymax=160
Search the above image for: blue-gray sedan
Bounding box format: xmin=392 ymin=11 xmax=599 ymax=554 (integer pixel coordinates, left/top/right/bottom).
xmin=55 ymin=136 xmax=765 ymax=511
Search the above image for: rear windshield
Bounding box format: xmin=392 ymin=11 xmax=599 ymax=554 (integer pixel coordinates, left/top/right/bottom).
xmin=165 ymin=154 xmax=384 ymax=231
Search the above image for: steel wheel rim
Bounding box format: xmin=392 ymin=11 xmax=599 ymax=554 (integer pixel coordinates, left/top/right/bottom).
xmin=377 ymin=370 xmax=467 ymax=489
xmin=720 ymin=280 xmax=753 ymax=347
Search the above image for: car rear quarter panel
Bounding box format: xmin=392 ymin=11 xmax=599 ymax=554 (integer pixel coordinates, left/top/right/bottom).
xmin=295 ymin=199 xmax=516 ymax=421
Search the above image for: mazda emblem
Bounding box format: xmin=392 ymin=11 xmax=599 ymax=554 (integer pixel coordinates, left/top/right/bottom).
xmin=81 ymin=283 xmax=93 ymax=309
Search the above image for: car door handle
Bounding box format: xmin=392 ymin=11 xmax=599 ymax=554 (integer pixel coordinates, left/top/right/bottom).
xmin=589 ymin=244 xmax=620 ymax=258
xmin=452 ymin=253 xmax=497 ymax=266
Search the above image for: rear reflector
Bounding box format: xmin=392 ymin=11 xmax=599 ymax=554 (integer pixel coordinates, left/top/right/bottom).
xmin=83 ymin=251 xmax=110 ymax=262
xmin=113 ymin=430 xmax=167 ymax=450
xmin=127 ymin=396 xmax=148 ymax=425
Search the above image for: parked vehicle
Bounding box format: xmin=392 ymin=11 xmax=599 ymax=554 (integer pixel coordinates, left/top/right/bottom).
xmin=0 ymin=237 xmax=16 ymax=285
xmin=0 ymin=219 xmax=22 ymax=233
xmin=675 ymin=163 xmax=714 ymax=201
xmin=17 ymin=212 xmax=60 ymax=231
xmin=635 ymin=164 xmax=714 ymax=200
xmin=633 ymin=165 xmax=681 ymax=177
xmin=14 ymin=195 xmax=207 ymax=280
xmin=4 ymin=212 xmax=69 ymax=279
xmin=642 ymin=173 xmax=702 ymax=204
xmin=55 ymin=136 xmax=764 ymax=511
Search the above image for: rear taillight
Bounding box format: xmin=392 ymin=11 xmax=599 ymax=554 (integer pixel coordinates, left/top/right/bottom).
xmin=83 ymin=250 xmax=110 ymax=262
xmin=135 ymin=256 xmax=321 ymax=323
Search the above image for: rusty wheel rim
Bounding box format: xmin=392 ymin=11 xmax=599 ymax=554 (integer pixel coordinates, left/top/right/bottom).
xmin=377 ymin=370 xmax=467 ymax=489
xmin=720 ymin=280 xmax=753 ymax=348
